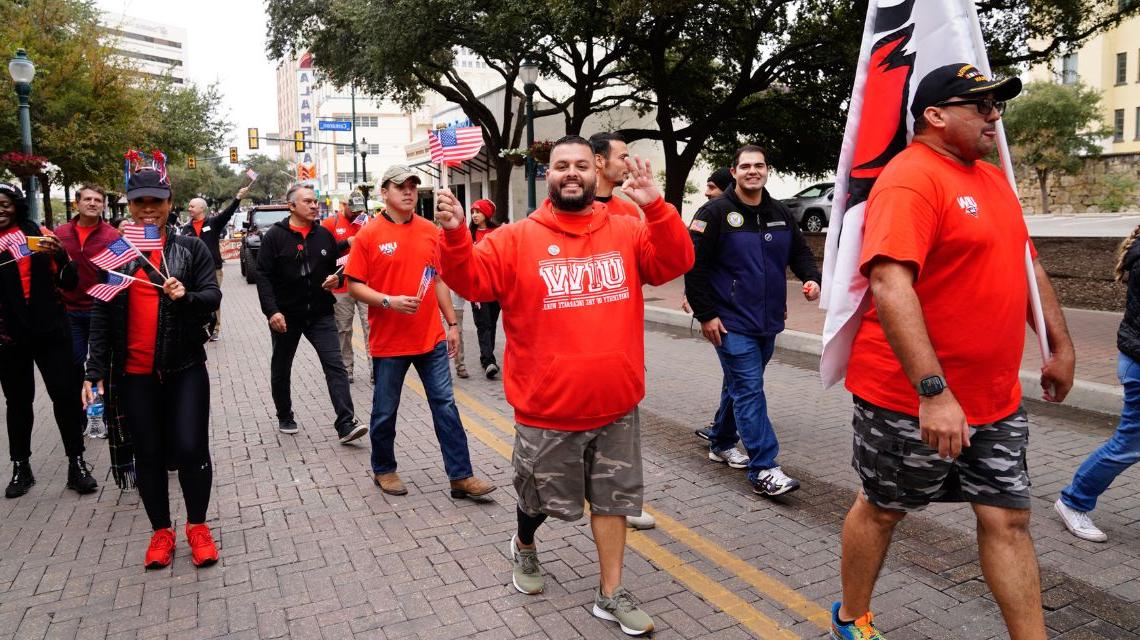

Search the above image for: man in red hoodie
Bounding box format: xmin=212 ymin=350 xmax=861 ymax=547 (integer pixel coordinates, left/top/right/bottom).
xmin=435 ymin=135 xmax=693 ymax=637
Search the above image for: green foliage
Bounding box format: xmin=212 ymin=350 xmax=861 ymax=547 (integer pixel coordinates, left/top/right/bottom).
xmin=1004 ymin=81 xmax=1107 ymax=176
xmin=1096 ymin=172 xmax=1140 ymax=213
xmin=242 ymin=154 xmax=294 ymax=204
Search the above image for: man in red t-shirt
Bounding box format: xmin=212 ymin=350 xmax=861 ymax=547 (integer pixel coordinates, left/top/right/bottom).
xmin=346 ymin=165 xmax=495 ymax=502
xmin=321 ymin=192 xmax=370 ymax=383
xmin=55 ymin=184 xmax=120 ymax=366
xmin=831 ymin=64 xmax=1075 ymax=640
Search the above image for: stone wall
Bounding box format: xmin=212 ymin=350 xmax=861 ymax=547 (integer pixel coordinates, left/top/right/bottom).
xmin=1015 ymin=152 xmax=1140 ymax=215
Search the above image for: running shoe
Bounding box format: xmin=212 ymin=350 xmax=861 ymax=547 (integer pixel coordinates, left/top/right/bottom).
xmin=186 ymin=523 xmax=219 ymax=567
xmin=1054 ymin=498 xmax=1107 ymax=542
xmin=593 ymin=586 xmax=654 ymax=636
xmin=830 ymin=602 xmax=885 ymax=640
xmin=709 ymin=447 xmax=749 ymax=469
xmin=751 ymin=466 xmax=800 ymax=496
xmin=144 ymin=528 xmax=176 ymax=569
xmin=508 ymin=535 xmax=544 ymax=594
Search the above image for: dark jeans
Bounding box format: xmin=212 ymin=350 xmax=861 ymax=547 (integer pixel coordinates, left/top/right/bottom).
xmin=120 ymin=364 xmax=212 ymax=529
xmin=0 ymin=336 xmax=85 ymax=462
xmin=369 ymin=341 xmax=474 ymax=480
xmin=708 ymin=332 xmax=779 ymax=482
xmin=270 ymin=313 xmax=355 ymax=429
xmin=471 ymin=301 xmax=500 ymax=368
xmin=67 ymin=310 xmax=92 ymax=366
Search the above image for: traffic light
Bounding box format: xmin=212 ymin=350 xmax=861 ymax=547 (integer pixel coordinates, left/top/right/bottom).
xmin=187 ymin=155 xmax=197 ymax=170
xmin=248 ymin=128 xmax=259 ymax=150
xmin=294 ymin=130 xmax=305 ymax=153
xmin=228 ymin=147 xmax=238 ymax=164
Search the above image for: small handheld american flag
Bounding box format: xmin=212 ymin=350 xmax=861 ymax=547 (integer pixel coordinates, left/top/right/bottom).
xmin=352 ymin=212 xmax=369 ymax=226
xmin=246 ymin=168 xmax=259 ymax=182
xmin=87 ymin=273 xmax=131 ymax=302
xmin=90 ymin=238 xmax=138 ymax=270
xmin=122 ymin=223 xmax=163 ymax=251
xmin=428 ymin=126 xmax=484 ymax=165
xmin=336 ymin=254 xmax=349 ymax=267
xmin=1 ymin=230 xmax=30 ymax=260
xmin=415 ymin=265 xmax=437 ymax=300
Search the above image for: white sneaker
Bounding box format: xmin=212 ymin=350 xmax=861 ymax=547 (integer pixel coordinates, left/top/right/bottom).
xmin=709 ymin=447 xmax=749 ymax=469
xmin=751 ymin=466 xmax=800 ymax=496
xmin=625 ymin=510 xmax=656 ymax=530
xmin=1054 ymin=498 xmax=1107 ymax=542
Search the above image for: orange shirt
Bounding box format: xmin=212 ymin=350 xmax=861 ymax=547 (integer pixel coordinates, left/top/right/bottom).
xmin=125 ymin=251 xmax=162 ymax=374
xmin=76 ymin=223 xmax=97 ymax=248
xmin=344 ymin=214 xmax=445 ymax=357
xmin=289 ymin=222 xmax=311 ymax=239
xmin=322 ymin=213 xmax=362 ymax=294
xmin=845 ymin=143 xmax=1036 ymax=424
xmin=597 ymin=193 xmax=642 ymax=218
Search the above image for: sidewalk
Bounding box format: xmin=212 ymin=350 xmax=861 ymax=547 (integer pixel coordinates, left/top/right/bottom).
xmin=645 ymin=277 xmax=1125 ymax=415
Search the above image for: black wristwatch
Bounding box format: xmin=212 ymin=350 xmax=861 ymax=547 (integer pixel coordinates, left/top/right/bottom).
xmin=917 ymin=375 xmax=946 ymax=398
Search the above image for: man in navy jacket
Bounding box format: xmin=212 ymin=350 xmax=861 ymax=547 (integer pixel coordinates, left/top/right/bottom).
xmin=685 ymin=144 xmax=821 ymax=497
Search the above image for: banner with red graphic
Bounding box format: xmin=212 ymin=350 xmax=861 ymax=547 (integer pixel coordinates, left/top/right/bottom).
xmin=818 ymin=0 xmax=1044 ymax=387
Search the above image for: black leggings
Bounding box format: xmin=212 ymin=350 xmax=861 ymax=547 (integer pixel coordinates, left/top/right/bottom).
xmin=0 ymin=336 xmax=85 ymax=462
xmin=471 ymin=301 xmax=500 ymax=368
xmin=120 ymin=364 xmax=212 ymax=530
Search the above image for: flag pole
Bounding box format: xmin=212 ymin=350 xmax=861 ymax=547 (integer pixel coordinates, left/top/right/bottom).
xmin=118 ymin=233 xmax=168 ymax=281
xmin=113 ymin=271 xmax=165 ymax=289
xmin=962 ymin=0 xmax=1051 ymax=367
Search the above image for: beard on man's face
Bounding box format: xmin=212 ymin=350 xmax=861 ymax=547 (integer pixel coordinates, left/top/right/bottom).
xmin=548 ymin=177 xmax=597 ymax=212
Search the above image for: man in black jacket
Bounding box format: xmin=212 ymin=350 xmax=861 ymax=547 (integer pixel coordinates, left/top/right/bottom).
xmin=685 ymin=144 xmax=821 ymax=497
xmin=181 ymin=186 xmax=248 ymax=341
xmin=254 ymin=184 xmax=365 ymax=443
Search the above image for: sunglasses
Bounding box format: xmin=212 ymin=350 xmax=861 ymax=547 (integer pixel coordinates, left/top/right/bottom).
xmin=935 ymin=98 xmax=1006 ymax=116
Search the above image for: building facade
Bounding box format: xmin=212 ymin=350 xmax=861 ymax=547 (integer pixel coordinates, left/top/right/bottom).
xmin=100 ymin=13 xmax=188 ymax=85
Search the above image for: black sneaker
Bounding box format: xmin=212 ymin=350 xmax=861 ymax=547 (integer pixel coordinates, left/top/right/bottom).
xmin=278 ymin=419 xmax=299 ymax=435
xmin=485 ymin=363 xmax=500 ymax=379
xmin=694 ymin=427 xmax=711 ymax=441
xmin=337 ymin=420 xmax=367 ymax=444
xmin=66 ymin=455 xmax=98 ymax=494
xmin=209 ymin=330 xmax=220 ymax=342
xmin=5 ymin=460 xmax=34 ymax=498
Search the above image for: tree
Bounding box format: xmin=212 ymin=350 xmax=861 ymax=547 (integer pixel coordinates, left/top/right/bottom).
xmin=1002 ymin=81 xmax=1107 ymax=214
xmin=167 ymin=158 xmax=240 ymax=210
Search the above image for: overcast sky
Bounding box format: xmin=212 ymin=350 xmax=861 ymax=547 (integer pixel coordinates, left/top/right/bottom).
xmin=96 ymin=0 xmax=281 ymax=159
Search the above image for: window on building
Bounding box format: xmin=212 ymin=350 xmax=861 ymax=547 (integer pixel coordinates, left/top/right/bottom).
xmin=1113 ymin=109 xmax=1125 ymax=142
xmin=336 ymin=171 xmax=373 ymax=185
xmin=352 ymin=115 xmax=378 ymax=128
xmin=1116 ymin=52 xmax=1128 ymax=85
xmin=1061 ymin=53 xmax=1078 ymax=85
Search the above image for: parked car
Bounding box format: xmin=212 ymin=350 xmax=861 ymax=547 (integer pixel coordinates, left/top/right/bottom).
xmin=239 ymin=204 xmax=291 ymax=283
xmin=782 ymin=183 xmax=834 ymax=233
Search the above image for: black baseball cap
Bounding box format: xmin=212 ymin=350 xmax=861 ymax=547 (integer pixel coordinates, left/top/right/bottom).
xmin=910 ymin=63 xmax=1022 ymax=121
xmin=126 ymin=168 xmax=171 ymax=201
xmin=707 ymin=168 xmax=732 ymax=192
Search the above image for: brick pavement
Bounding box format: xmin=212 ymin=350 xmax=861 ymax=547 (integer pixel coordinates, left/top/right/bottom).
xmin=1 ymin=261 xmax=1138 ymax=639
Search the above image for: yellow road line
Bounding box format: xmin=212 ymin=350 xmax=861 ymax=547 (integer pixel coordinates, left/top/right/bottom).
xmin=355 ymin=337 xmax=825 ymax=636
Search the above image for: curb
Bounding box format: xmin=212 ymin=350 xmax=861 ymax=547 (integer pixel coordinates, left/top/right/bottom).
xmin=645 ymin=305 xmax=1122 ymax=416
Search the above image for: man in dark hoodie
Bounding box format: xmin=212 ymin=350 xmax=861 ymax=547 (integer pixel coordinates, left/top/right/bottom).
xmin=181 ymin=186 xmax=249 ymax=341
xmin=685 ymin=144 xmax=821 ymax=497
xmin=254 ymin=184 xmax=364 ymax=443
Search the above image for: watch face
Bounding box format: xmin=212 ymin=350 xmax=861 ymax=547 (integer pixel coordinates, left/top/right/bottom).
xmin=920 ymin=376 xmax=945 ymax=396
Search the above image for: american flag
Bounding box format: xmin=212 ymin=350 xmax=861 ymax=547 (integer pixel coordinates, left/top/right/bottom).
xmin=352 ymin=212 xmax=369 ymax=226
xmin=90 ymin=238 xmax=138 ymax=270
xmin=87 ymin=273 xmax=131 ymax=302
xmin=336 ymin=254 xmax=349 ymax=267
xmin=428 ymin=126 xmax=483 ymax=165
xmin=122 ymin=223 xmax=163 ymax=251
xmin=1 ymin=230 xmax=29 ymax=260
xmin=415 ymin=265 xmax=437 ymax=300
xmin=246 ymin=168 xmax=259 ymax=181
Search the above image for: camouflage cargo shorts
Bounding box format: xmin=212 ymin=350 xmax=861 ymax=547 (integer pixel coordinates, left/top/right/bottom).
xmin=851 ymin=397 xmax=1031 ymax=512
xmin=513 ymin=410 xmax=643 ymax=521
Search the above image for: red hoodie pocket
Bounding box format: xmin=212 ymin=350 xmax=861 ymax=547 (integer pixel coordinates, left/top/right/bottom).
xmin=524 ymin=352 xmax=643 ymax=421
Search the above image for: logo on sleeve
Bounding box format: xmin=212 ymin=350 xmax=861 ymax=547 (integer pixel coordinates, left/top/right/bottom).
xmin=689 ymin=219 xmax=707 ymax=234
xmin=956 ymin=195 xmax=979 ymax=217
xmin=726 ymin=212 xmax=744 ymax=227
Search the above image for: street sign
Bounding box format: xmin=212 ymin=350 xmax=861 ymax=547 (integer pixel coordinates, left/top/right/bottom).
xmin=248 ymin=128 xmax=259 ymax=150
xmin=318 ymin=120 xmax=353 ymax=132
xmin=228 ymin=147 xmax=238 ymax=164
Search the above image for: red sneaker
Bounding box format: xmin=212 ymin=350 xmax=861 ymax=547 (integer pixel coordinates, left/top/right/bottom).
xmin=144 ymin=528 xmax=175 ymax=569
xmin=185 ymin=523 xmax=218 ymax=567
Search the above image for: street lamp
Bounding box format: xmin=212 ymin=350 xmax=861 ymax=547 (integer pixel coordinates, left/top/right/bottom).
xmin=358 ymin=137 xmax=371 ymax=206
xmin=520 ymin=60 xmax=539 ymax=213
xmin=8 ymin=49 xmax=39 ymax=223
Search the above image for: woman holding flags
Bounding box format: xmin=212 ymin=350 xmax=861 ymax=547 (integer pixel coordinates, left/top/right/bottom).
xmin=83 ymin=160 xmax=223 ymax=570
xmin=0 ymin=182 xmax=98 ymax=499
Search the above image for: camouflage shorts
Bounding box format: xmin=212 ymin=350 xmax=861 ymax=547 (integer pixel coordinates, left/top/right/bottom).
xmin=851 ymin=397 xmax=1031 ymax=512
xmin=513 ymin=410 xmax=643 ymax=521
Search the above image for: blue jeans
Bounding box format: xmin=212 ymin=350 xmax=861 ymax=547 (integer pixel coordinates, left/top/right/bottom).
xmin=709 ymin=332 xmax=779 ymax=482
xmin=369 ymin=341 xmax=474 ymax=480
xmin=67 ymin=310 xmax=92 ymax=365
xmin=1060 ymin=351 xmax=1140 ymax=512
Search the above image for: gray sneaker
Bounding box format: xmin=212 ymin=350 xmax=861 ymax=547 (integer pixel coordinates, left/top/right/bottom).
xmin=709 ymin=447 xmax=749 ymax=469
xmin=593 ymin=586 xmax=654 ymax=636
xmin=509 ymin=536 xmax=544 ymax=594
